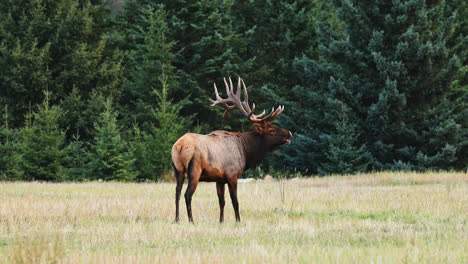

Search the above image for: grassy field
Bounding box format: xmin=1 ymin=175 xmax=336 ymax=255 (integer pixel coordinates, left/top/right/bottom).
xmin=0 ymin=172 xmax=466 ymax=263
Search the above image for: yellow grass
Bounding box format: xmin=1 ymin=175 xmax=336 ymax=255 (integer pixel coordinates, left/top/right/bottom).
xmin=0 ymin=172 xmax=467 ymax=263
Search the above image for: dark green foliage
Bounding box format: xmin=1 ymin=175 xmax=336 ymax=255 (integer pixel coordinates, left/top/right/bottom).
xmin=130 ymin=79 xmax=186 ymax=180
xmin=146 ymin=76 xmax=185 ymax=178
xmin=271 ymin=58 xmax=346 ymax=173
xmin=232 ymin=0 xmax=318 ymax=79
xmin=60 ymin=134 xmax=91 ymax=181
xmin=443 ymin=0 xmax=468 ymax=64
xmin=231 ymin=0 xmax=318 ymax=114
xmin=88 ymin=99 xmax=137 ymax=181
xmin=17 ymin=92 xmax=67 ymax=181
xmin=166 ymin=0 xmax=252 ymax=127
xmin=320 ymin=106 xmax=372 ymax=174
xmin=220 ymin=1 xmax=326 ymax=171
xmin=131 ymin=85 xmax=185 ymax=181
xmin=0 ymin=0 xmax=125 ymax=133
xmin=116 ymin=4 xmax=186 ymax=181
xmin=118 ymin=6 xmax=180 ymax=130
xmin=0 ymin=106 xmax=19 ymax=180
xmin=280 ymin=0 xmax=466 ymax=173
xmin=444 ymin=0 xmax=468 ymax=169
xmin=0 ymin=0 xmax=466 ymax=181
xmin=115 ymin=0 xmax=251 ymax=130
xmin=60 ymin=88 xmax=111 ymax=142
xmin=0 ymin=1 xmax=51 ymax=127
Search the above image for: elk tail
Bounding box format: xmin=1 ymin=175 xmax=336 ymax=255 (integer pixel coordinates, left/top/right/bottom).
xmin=186 ymin=158 xmax=194 ymax=182
xmin=172 ymin=162 xmax=180 ymax=180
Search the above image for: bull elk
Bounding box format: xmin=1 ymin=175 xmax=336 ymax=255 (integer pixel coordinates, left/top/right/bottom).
xmin=171 ymin=77 xmax=292 ymax=223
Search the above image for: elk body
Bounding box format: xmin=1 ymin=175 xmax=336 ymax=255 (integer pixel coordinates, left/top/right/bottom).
xmin=171 ymin=77 xmax=292 ymax=223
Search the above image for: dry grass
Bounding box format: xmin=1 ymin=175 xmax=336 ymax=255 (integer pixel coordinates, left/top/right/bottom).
xmin=0 ymin=171 xmax=467 ymax=263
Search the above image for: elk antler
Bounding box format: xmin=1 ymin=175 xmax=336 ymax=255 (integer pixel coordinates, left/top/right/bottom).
xmin=210 ymin=77 xmax=284 ymax=123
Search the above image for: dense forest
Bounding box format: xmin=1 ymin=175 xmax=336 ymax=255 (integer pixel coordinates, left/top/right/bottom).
xmin=0 ymin=0 xmax=466 ymax=181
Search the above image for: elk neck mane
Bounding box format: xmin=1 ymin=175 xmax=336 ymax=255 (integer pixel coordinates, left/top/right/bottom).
xmin=242 ymin=131 xmax=270 ymax=169
xmin=208 ymin=130 xmax=270 ymax=170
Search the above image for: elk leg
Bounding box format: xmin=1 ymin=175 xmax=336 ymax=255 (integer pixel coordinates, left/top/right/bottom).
xmin=216 ymin=182 xmax=225 ymax=223
xmin=185 ymin=164 xmax=201 ymax=223
xmin=174 ymin=170 xmax=184 ymax=223
xmin=227 ymin=179 xmax=240 ymax=222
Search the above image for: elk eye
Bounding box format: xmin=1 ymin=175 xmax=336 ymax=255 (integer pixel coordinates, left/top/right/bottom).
xmin=269 ymin=130 xmax=276 ymax=135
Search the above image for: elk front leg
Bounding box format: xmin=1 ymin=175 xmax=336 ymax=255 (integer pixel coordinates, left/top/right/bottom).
xmin=216 ymin=182 xmax=225 ymax=223
xmin=227 ymin=179 xmax=240 ymax=222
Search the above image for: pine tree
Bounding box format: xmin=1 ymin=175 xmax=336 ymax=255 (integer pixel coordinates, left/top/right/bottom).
xmin=443 ymin=0 xmax=468 ymax=169
xmin=0 ymin=0 xmax=51 ymax=127
xmin=60 ymin=134 xmax=91 ymax=181
xmin=230 ymin=0 xmax=320 ymax=118
xmin=115 ymin=1 xmax=251 ymax=130
xmin=89 ymin=98 xmax=136 ymax=181
xmin=124 ymin=8 xmax=186 ymax=180
xmin=169 ymin=0 xmax=252 ymax=128
xmin=131 ymin=77 xmax=185 ymax=181
xmin=119 ymin=6 xmax=181 ymax=130
xmin=0 ymin=106 xmax=19 ymax=180
xmin=150 ymin=71 xmax=185 ymax=178
xmin=284 ymin=0 xmax=465 ymax=172
xmin=0 ymin=0 xmax=124 ymax=132
xmin=17 ymin=91 xmax=67 ymax=181
xmin=443 ymin=0 xmax=468 ymax=65
xmin=230 ymin=0 xmax=326 ymax=171
xmin=320 ymin=105 xmax=372 ymax=174
xmin=232 ymin=0 xmax=317 ymax=86
xmin=59 ymin=87 xmax=112 ymax=143
xmin=271 ymin=67 xmax=348 ymax=173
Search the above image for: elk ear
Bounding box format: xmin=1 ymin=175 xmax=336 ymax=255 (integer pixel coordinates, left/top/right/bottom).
xmin=254 ymin=122 xmax=268 ymax=135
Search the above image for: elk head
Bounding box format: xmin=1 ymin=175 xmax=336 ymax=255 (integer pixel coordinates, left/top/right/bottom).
xmin=210 ymin=77 xmax=292 ymax=151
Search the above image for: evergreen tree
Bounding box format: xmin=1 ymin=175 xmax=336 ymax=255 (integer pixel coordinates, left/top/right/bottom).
xmin=230 ymin=0 xmax=326 ymax=170
xmin=0 ymin=0 xmax=51 ymax=127
xmin=89 ymin=98 xmax=136 ymax=181
xmin=271 ymin=66 xmax=345 ymax=173
xmin=119 ymin=6 xmax=180 ymax=130
xmin=320 ymin=105 xmax=372 ymax=174
xmin=60 ymin=134 xmax=91 ymax=181
xmin=230 ymin=0 xmax=319 ymax=115
xmin=443 ymin=0 xmax=468 ymax=169
xmin=443 ymin=0 xmax=468 ymax=64
xmin=59 ymin=88 xmax=110 ymax=143
xmin=148 ymin=72 xmax=185 ymax=178
xmin=59 ymin=88 xmax=89 ymax=140
xmin=126 ymin=15 xmax=186 ymax=180
xmin=17 ymin=92 xmax=67 ymax=181
xmin=131 ymin=78 xmax=185 ymax=181
xmin=167 ymin=0 xmax=252 ymax=128
xmin=283 ymin=0 xmax=465 ymax=173
xmin=0 ymin=106 xmax=19 ymax=180
xmin=115 ymin=0 xmax=251 ymax=130
xmin=0 ymin=0 xmax=124 ymax=132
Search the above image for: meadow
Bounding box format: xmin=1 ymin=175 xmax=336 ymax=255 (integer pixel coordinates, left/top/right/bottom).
xmin=0 ymin=172 xmax=466 ymax=263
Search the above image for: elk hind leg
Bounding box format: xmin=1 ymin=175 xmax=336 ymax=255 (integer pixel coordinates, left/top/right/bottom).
xmin=216 ymin=182 xmax=225 ymax=223
xmin=173 ymin=162 xmax=185 ymax=222
xmin=185 ymin=160 xmax=201 ymax=223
